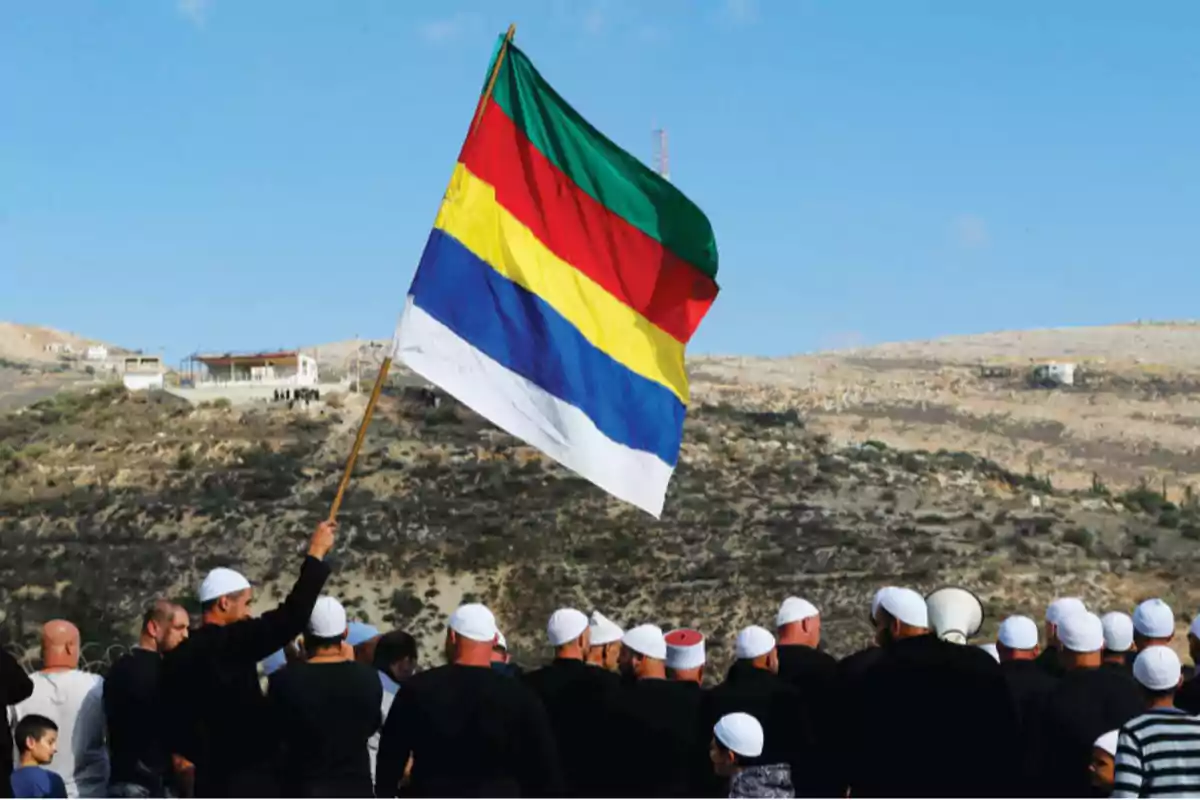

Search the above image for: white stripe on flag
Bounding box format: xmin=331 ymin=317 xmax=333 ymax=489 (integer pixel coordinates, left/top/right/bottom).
xmin=393 ymin=297 xmax=674 ymax=516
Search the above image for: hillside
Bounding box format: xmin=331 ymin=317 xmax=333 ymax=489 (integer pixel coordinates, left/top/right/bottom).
xmin=0 ymin=323 xmax=129 ymax=413
xmin=3 ymin=380 xmax=1199 ymax=673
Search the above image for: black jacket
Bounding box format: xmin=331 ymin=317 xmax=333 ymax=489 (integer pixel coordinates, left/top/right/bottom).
xmin=1000 ymin=659 xmax=1059 ymax=791
xmin=1 ymin=649 xmax=34 ymax=799
xmin=1033 ymin=665 xmax=1144 ymax=798
xmin=375 ymin=663 xmax=562 ymax=798
xmin=522 ymin=659 xmax=620 ymax=797
xmin=846 ymin=634 xmax=1020 ymax=798
xmin=608 ymin=677 xmax=707 ymax=798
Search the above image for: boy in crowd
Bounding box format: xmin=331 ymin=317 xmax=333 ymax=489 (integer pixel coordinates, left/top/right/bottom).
xmin=10 ymin=716 xmax=67 ymax=799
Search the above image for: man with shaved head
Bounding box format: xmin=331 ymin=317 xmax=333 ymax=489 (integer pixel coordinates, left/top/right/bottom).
xmin=8 ymin=620 xmax=109 ymax=797
xmin=162 ymin=519 xmax=336 ymax=798
xmin=104 ymin=600 xmax=190 ymax=797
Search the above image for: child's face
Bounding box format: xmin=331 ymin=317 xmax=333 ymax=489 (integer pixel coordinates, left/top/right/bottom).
xmin=1089 ymin=747 xmax=1115 ymax=791
xmin=26 ymin=731 xmax=58 ymax=765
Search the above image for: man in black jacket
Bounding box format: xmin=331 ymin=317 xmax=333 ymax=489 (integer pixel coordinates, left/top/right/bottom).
xmin=523 ymin=608 xmax=619 ymax=797
xmin=162 ymin=519 xmax=336 ymax=798
xmin=1 ymin=646 xmax=35 ymax=799
xmin=996 ymin=615 xmax=1058 ymax=793
xmin=375 ymin=604 xmax=562 ymax=798
xmin=775 ymin=597 xmax=839 ymax=796
xmin=1034 ymin=611 xmax=1143 ymax=798
xmin=105 ymin=600 xmax=190 ymax=797
xmin=846 ymin=587 xmax=1020 ymax=798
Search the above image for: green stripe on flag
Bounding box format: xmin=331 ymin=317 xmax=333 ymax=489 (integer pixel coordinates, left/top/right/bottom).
xmin=485 ymin=39 xmax=719 ymax=281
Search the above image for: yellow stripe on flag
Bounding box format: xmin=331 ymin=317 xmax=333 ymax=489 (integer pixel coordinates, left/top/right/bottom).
xmin=433 ymin=162 xmax=690 ymax=404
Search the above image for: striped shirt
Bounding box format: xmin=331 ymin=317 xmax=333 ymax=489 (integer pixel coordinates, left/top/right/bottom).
xmin=1113 ymin=707 xmax=1200 ymax=798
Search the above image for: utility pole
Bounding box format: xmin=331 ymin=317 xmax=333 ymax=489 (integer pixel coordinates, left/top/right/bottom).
xmin=653 ymin=127 xmax=669 ymax=180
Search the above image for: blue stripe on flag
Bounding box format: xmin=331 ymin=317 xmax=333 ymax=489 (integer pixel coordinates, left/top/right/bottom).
xmin=409 ymin=228 xmax=685 ymax=466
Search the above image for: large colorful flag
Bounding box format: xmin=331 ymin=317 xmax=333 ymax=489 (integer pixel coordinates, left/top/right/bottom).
xmin=392 ymin=34 xmax=719 ymax=517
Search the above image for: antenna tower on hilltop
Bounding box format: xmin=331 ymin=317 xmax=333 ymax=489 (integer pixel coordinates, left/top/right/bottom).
xmin=653 ymin=127 xmax=669 ymax=181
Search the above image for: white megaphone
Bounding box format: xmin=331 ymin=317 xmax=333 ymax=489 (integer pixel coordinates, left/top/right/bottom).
xmin=925 ymin=586 xmax=984 ymax=644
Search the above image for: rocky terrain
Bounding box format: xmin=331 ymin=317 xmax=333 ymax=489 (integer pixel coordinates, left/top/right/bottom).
xmin=3 ymin=372 xmax=1200 ymax=676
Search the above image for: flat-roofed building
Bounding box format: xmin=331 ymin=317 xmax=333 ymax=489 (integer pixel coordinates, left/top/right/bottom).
xmin=192 ymin=350 xmax=319 ymax=387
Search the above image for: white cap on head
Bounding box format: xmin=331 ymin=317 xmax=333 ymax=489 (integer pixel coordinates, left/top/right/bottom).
xmin=307 ymin=596 xmax=347 ymax=638
xmin=198 ymin=567 xmax=251 ymax=604
xmin=1094 ymin=730 xmax=1120 ymax=757
xmin=449 ymin=603 xmax=498 ymax=643
xmin=1133 ymin=645 xmax=1182 ymax=691
xmin=1046 ymin=597 xmax=1087 ymax=625
xmin=547 ymin=608 xmax=589 ymax=647
xmin=1133 ymin=599 xmax=1175 ymax=639
xmin=622 ymin=624 xmax=667 ymax=661
xmin=880 ymin=587 xmax=929 ymax=629
xmin=589 ymin=611 xmax=623 ymax=646
xmin=1101 ymin=612 xmax=1134 ymax=652
xmin=714 ymin=712 xmax=764 ymax=758
xmin=871 ymin=587 xmax=898 ymax=622
xmin=777 ymin=597 xmax=819 ymax=627
xmin=1059 ymin=611 xmax=1104 ymax=653
xmin=1190 ymin=615 xmax=1200 ymax=640
xmin=495 ymin=631 xmax=507 ymax=650
xmin=998 ymin=616 xmax=1039 ymax=650
xmin=978 ymin=643 xmax=1000 ymax=663
xmin=735 ymin=626 xmax=776 ymax=660
xmin=665 ymin=629 xmax=706 ymax=670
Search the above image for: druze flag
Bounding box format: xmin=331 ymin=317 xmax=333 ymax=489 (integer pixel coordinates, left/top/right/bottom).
xmin=392 ymin=32 xmax=719 ymax=517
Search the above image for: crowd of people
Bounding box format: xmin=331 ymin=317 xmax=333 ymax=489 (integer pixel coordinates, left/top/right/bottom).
xmin=3 ymin=518 xmax=1200 ymax=798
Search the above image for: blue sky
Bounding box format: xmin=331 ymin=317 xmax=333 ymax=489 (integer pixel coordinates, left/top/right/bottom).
xmin=3 ymin=1 xmax=1200 ymax=362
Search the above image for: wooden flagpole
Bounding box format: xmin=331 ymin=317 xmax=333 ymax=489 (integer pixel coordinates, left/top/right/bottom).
xmin=326 ymin=23 xmax=517 ymax=522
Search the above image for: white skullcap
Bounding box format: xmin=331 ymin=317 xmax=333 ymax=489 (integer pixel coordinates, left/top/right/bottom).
xmin=1046 ymin=597 xmax=1087 ymax=625
xmin=870 ymin=587 xmax=898 ymax=622
xmin=665 ymin=629 xmax=706 ymax=670
xmin=622 ymin=624 xmax=667 ymax=661
xmin=1094 ymin=730 xmax=1119 ymax=757
xmin=1133 ymin=599 xmax=1175 ymax=639
xmin=879 ymin=587 xmax=929 ymax=629
xmin=547 ymin=608 xmax=589 ymax=647
xmin=198 ymin=567 xmax=251 ymax=603
xmin=1134 ymin=645 xmax=1182 ymax=692
xmin=777 ymin=597 xmax=819 ymax=627
xmin=714 ymin=712 xmax=764 ymax=758
xmin=1190 ymin=615 xmax=1200 ymax=640
xmin=1101 ymin=612 xmax=1134 ymax=652
xmin=449 ymin=603 xmax=498 ymax=643
xmin=307 ymin=596 xmax=347 ymax=638
xmin=495 ymin=631 xmax=507 ymax=650
xmin=735 ymin=626 xmax=776 ymax=660
xmin=978 ymin=643 xmax=1000 ymax=663
xmin=1059 ymin=611 xmax=1104 ymax=653
xmin=589 ymin=611 xmax=623 ymax=646
xmin=998 ymin=616 xmax=1039 ymax=650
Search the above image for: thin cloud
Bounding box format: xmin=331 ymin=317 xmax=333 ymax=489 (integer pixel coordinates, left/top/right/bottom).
xmin=725 ymin=0 xmax=759 ymax=25
xmin=176 ymin=0 xmax=210 ymax=28
xmin=583 ymin=7 xmax=606 ymax=35
xmin=418 ymin=12 xmax=484 ymax=45
xmin=952 ymin=214 xmax=990 ymax=249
